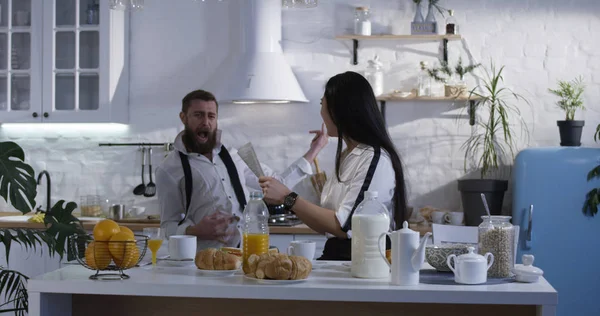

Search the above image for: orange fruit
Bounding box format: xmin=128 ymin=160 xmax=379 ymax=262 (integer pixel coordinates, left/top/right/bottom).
xmin=109 ymin=231 xmax=136 ymax=268
xmin=93 ymin=219 xmax=120 ymax=241
xmin=85 ymin=241 xmax=111 ymax=270
xmin=119 ymin=226 xmax=135 ymax=239
xmin=124 ymin=246 xmax=140 ymax=268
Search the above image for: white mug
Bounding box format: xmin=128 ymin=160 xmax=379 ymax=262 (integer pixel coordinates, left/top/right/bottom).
xmin=431 ymin=211 xmax=450 ymax=224
xmin=287 ymin=240 xmax=316 ymax=260
xmin=448 ymin=211 xmax=464 ymax=225
xmin=168 ymin=235 xmax=197 ymax=260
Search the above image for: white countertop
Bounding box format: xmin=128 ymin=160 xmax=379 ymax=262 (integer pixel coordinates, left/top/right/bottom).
xmin=28 ymin=261 xmax=557 ymax=306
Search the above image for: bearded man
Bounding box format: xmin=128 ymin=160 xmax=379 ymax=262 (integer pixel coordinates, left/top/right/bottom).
xmin=155 ymin=90 xmax=327 ymax=251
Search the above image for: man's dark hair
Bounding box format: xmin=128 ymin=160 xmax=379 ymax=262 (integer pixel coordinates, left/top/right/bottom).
xmin=181 ymin=89 xmax=219 ymax=113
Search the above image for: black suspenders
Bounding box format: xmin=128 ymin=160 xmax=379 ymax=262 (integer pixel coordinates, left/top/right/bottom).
xmin=177 ymin=145 xmax=247 ymax=226
xmin=341 ymin=146 xmax=381 ymax=233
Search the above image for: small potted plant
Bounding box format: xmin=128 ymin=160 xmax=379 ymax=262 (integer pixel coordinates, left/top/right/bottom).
xmin=426 ymin=57 xmax=479 ymax=97
xmin=548 ymin=76 xmax=586 ymax=146
xmin=457 ymin=60 xmax=530 ymax=226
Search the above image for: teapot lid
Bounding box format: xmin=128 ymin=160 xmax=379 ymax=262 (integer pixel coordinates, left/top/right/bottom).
xmin=397 ymin=221 xmax=417 ymax=235
xmin=514 ymin=254 xmax=544 ymax=277
xmin=457 ymin=246 xmax=487 ymax=263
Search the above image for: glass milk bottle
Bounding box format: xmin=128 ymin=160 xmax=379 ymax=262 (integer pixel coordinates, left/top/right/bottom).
xmin=242 ymin=191 xmax=270 ymax=272
xmin=351 ymin=191 xmax=391 ymax=278
xmin=365 ymin=55 xmax=384 ymax=96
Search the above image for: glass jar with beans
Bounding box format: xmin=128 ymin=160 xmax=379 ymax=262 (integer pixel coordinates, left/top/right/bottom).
xmin=478 ymin=216 xmax=516 ymax=278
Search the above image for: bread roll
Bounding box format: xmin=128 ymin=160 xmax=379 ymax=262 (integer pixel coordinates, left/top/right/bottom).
xmin=289 ymin=256 xmax=312 ymax=280
xmin=195 ymin=248 xmax=241 ymax=270
xmin=221 ymin=247 xmax=242 ymax=257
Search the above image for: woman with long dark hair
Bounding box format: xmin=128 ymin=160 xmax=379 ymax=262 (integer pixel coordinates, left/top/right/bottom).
xmin=259 ymin=71 xmax=408 ymax=261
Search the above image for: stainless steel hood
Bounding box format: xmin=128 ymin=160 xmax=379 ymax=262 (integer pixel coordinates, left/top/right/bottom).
xmin=203 ymin=0 xmax=308 ymax=104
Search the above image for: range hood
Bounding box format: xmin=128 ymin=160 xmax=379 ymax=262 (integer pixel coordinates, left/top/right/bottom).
xmin=203 ymin=0 xmax=308 ymax=104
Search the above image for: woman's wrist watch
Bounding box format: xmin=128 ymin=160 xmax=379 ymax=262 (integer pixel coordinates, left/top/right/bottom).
xmin=283 ymin=192 xmax=299 ymax=211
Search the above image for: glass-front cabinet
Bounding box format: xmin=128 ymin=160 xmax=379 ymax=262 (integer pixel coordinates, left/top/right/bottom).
xmin=0 ymin=0 xmax=129 ymax=123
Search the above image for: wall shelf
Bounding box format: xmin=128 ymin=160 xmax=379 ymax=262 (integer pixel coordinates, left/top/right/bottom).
xmin=334 ymin=34 xmax=462 ymax=65
xmin=376 ymin=94 xmax=479 ymax=126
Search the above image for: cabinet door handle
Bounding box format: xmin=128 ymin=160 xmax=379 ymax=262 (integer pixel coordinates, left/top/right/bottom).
xmin=32 ymin=112 xmax=38 ymax=118
xmin=526 ymin=204 xmax=533 ymax=241
xmin=43 ymin=112 xmax=49 ymax=118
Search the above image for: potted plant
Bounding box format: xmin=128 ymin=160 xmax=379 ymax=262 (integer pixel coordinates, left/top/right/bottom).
xmin=457 ymin=61 xmax=530 ymax=226
xmin=0 ymin=141 xmax=83 ymax=315
xmin=548 ymin=76 xmax=586 ymax=146
xmin=426 ymin=57 xmax=479 ymax=97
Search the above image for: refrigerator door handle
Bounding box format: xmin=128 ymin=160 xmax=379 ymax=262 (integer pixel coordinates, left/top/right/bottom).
xmin=526 ymin=204 xmax=533 ymax=241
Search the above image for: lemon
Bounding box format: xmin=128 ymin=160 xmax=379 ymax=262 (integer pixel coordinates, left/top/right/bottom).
xmin=85 ymin=241 xmax=111 ymax=270
xmin=93 ymin=219 xmax=120 ymax=242
xmin=109 ymin=231 xmax=136 ymax=268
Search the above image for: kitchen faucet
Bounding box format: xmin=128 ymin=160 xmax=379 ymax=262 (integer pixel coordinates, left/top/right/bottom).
xmin=37 ymin=170 xmax=51 ymax=213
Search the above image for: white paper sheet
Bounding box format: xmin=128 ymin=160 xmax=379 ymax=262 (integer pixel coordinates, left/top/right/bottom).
xmin=237 ymin=142 xmax=265 ymax=178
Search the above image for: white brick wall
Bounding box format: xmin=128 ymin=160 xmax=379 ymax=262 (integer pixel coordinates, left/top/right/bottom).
xmin=1 ymin=0 xmax=599 ymax=215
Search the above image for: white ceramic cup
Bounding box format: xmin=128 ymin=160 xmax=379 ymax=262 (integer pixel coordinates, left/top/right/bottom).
xmin=168 ymin=235 xmax=197 ymax=260
xmin=287 ymin=240 xmax=316 ymax=260
xmin=448 ymin=211 xmax=464 ymax=225
xmin=431 ymin=211 xmax=450 ymax=224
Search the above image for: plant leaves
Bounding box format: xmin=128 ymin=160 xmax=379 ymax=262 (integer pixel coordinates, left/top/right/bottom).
xmin=0 ymin=141 xmax=38 ymax=214
xmin=44 ymin=200 xmax=85 ymax=260
xmin=0 ymin=268 xmax=28 ymax=315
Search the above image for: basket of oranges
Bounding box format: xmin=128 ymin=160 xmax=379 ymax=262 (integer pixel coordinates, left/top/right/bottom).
xmin=69 ymin=219 xmax=148 ymax=280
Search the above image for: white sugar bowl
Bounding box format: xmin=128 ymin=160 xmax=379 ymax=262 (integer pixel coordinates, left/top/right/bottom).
xmin=513 ymin=254 xmax=544 ymax=283
xmin=447 ymin=246 xmax=494 ymax=285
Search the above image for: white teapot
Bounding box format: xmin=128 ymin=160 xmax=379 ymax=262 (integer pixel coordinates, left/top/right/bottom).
xmin=446 ymin=246 xmax=494 ymax=285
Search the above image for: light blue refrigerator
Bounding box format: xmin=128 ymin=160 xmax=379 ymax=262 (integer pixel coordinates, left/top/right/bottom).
xmin=512 ymin=147 xmax=600 ymax=316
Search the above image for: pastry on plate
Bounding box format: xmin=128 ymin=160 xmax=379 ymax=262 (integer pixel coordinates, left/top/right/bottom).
xmin=245 ymin=253 xmax=311 ymax=280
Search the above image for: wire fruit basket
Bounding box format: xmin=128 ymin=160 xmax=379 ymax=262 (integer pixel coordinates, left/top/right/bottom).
xmin=69 ymin=233 xmax=149 ymax=280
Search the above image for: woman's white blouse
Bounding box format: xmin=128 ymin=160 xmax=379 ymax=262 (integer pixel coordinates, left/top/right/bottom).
xmin=319 ymin=144 xmax=396 ymax=239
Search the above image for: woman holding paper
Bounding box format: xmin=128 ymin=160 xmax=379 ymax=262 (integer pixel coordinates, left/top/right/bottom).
xmin=259 ymin=71 xmax=409 ymax=261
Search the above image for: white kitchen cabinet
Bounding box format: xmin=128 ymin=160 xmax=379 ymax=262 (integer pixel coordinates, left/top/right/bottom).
xmin=0 ymin=0 xmax=129 ymax=123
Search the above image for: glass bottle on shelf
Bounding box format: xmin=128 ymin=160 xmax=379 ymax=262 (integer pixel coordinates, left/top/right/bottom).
xmin=424 ymin=4 xmax=437 ymax=33
xmin=478 ymin=215 xmax=516 ymax=278
xmin=446 ymin=10 xmax=458 ymax=34
xmin=354 ymin=7 xmax=371 ymax=36
xmin=365 ymin=55 xmax=384 ymax=96
xmin=417 ymin=61 xmax=431 ymax=97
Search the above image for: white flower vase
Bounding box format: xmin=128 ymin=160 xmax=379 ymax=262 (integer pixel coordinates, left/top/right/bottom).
xmin=413 ymin=3 xmax=424 ymax=23
xmin=425 ymin=4 xmax=437 ymax=33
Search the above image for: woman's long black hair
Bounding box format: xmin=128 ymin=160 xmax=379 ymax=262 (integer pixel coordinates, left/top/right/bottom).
xmin=324 ymin=71 xmax=408 ymax=229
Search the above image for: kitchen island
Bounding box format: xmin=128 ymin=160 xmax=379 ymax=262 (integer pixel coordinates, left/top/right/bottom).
xmin=28 ymin=262 xmax=557 ymax=316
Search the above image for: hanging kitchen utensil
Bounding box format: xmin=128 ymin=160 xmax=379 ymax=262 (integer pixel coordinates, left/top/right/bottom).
xmin=144 ymin=147 xmax=156 ymax=197
xmin=310 ymin=157 xmax=327 ymax=196
xmin=133 ymin=147 xmax=147 ymax=195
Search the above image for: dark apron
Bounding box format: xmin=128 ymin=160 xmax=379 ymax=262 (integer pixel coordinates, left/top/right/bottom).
xmin=177 ymin=145 xmax=247 ymax=226
xmin=317 ymin=146 xmax=391 ymax=261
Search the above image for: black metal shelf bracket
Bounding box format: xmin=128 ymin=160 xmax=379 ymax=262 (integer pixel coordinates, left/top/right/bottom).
xmin=352 ymin=39 xmax=359 ymax=65
xmin=442 ymin=38 xmax=449 ymax=63
xmin=468 ymin=100 xmax=476 ymax=126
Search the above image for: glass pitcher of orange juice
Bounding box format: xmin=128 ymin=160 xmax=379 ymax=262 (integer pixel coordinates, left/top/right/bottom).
xmin=242 ymin=191 xmax=270 ymax=271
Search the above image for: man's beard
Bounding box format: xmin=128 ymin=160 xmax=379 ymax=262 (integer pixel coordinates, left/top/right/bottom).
xmin=182 ymin=125 xmax=217 ymax=154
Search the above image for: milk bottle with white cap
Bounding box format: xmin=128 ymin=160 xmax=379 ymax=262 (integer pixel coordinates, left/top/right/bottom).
xmin=351 ymin=191 xmax=391 ymax=279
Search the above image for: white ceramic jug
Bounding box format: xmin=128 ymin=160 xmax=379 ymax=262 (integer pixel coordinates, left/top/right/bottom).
xmin=378 ymin=221 xmax=432 ymax=286
xmin=446 ymin=246 xmax=494 ymax=285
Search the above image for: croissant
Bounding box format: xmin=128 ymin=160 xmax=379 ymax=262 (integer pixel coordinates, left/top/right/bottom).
xmin=195 ymin=248 xmax=242 ymax=270
xmin=246 ymin=253 xmax=312 ymax=280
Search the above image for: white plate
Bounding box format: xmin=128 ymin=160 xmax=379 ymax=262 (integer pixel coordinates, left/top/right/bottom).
xmin=197 ymin=268 xmax=241 ymax=277
xmin=243 ymin=274 xmax=308 ymax=284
